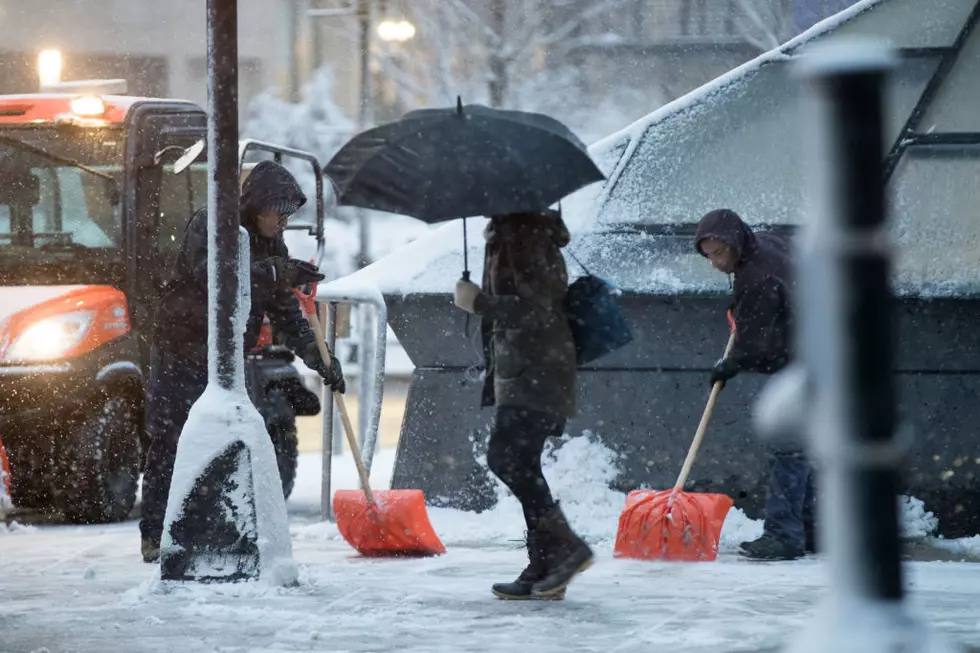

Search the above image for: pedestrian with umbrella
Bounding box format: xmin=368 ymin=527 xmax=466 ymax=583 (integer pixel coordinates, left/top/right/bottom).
xmin=453 ymin=208 xmax=593 ymax=599
xmin=325 ymin=99 xmax=605 ymax=599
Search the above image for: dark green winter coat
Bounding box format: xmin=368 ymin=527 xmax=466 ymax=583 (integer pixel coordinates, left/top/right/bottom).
xmin=475 ymin=210 xmax=577 ymax=419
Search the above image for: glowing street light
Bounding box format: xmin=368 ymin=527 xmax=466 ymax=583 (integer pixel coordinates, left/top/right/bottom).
xmin=377 ymin=19 xmax=416 ymax=43
xmin=38 ymin=50 xmax=63 ymax=88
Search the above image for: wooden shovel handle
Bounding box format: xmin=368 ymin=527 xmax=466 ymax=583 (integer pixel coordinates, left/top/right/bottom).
xmin=308 ymin=308 xmax=375 ymax=505
xmin=672 ymin=330 xmax=737 ymax=494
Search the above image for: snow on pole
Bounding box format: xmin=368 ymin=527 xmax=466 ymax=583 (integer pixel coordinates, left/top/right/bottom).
xmin=158 ymin=0 xmax=297 ymax=586
xmin=780 ymin=39 xmax=959 ymax=652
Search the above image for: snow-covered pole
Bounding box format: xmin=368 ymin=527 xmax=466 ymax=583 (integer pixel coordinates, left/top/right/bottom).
xmin=159 ymin=0 xmax=297 ymax=586
xmin=209 ymin=0 xmax=241 ymax=391
xmin=355 ymin=0 xmax=376 ymax=455
xmin=785 ymin=41 xmax=959 ymax=652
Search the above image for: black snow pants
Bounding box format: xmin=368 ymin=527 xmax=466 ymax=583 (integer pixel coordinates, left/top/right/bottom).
xmin=763 ymin=446 xmax=817 ymax=551
xmin=486 ymin=406 xmax=565 ymax=530
xmin=139 ymin=343 xmax=208 ymax=543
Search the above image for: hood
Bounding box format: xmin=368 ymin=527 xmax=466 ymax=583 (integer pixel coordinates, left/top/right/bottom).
xmin=484 ymin=209 xmax=571 ymax=248
xmin=694 ymin=208 xmax=756 ymax=262
xmin=240 ymin=161 xmax=307 ymax=231
xmin=0 ymin=285 xmax=88 ymax=322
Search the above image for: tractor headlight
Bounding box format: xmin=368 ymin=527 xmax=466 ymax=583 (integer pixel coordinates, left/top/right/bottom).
xmin=4 ymin=311 xmax=95 ymax=362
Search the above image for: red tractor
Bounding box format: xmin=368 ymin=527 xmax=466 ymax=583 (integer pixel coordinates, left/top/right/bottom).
xmin=0 ymin=82 xmax=324 ymax=522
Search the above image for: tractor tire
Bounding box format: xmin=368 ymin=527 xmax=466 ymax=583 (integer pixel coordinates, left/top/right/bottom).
xmin=60 ymin=395 xmax=140 ymax=524
xmin=6 ymin=448 xmax=57 ymax=512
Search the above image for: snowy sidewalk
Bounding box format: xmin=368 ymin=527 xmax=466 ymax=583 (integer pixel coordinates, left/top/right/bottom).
xmin=3 ymin=527 xmax=980 ymax=653
xmin=3 ymin=441 xmax=980 ymax=652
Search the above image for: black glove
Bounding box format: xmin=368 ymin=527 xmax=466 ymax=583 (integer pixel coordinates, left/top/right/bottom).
xmin=304 ymin=342 xmax=345 ymax=394
xmin=266 ymin=257 xmax=325 ymax=289
xmin=710 ymin=357 xmax=739 ymax=388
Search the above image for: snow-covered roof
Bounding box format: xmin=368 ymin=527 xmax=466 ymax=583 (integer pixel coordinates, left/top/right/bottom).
xmin=322 ymin=0 xmax=980 ymax=298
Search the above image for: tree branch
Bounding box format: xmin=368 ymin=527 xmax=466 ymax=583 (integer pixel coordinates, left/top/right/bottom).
xmin=731 ymin=0 xmax=782 ymax=50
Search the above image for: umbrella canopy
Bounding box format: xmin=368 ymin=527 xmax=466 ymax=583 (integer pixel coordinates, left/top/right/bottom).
xmin=325 ymin=99 xmax=605 ymax=223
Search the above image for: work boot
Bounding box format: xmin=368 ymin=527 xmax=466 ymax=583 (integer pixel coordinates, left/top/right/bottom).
xmin=739 ymin=533 xmax=804 ymax=561
xmin=531 ymin=505 xmax=594 ymax=598
xmin=492 ymin=530 xmax=565 ymax=600
xmin=141 ymin=536 xmax=161 ymax=564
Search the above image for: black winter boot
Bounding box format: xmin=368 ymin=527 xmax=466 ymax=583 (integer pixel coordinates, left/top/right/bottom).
xmin=142 ymin=536 xmax=161 ymax=563
xmin=531 ymin=505 xmax=594 ymax=598
xmin=492 ymin=530 xmax=566 ymax=600
xmin=739 ymin=533 xmax=804 ymax=561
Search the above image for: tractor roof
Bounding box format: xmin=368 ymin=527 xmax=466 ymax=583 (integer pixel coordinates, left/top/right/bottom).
xmin=0 ymin=94 xmax=199 ymax=125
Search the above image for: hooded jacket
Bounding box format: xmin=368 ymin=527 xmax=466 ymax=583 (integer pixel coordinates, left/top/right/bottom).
xmin=476 ymin=210 xmax=577 ymax=418
xmin=695 ymin=208 xmax=794 ymax=374
xmin=154 ymin=161 xmax=317 ymax=359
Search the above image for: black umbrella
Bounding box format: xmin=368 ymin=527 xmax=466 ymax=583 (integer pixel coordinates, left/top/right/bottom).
xmin=325 ymin=98 xmax=605 ymax=278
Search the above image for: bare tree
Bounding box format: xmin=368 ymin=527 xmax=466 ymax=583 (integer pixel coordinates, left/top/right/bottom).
xmin=373 ymin=0 xmax=635 ymax=113
xmin=730 ymin=0 xmax=796 ymax=50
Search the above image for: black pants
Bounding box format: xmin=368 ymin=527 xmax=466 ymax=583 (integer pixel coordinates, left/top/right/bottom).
xmin=486 ymin=406 xmax=566 ymax=530
xmin=763 ymin=446 xmax=817 ymax=551
xmin=139 ymin=344 xmax=208 ymax=543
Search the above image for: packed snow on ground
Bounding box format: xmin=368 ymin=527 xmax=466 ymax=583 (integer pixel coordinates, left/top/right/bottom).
xmin=4 ymin=433 xmax=980 ymax=652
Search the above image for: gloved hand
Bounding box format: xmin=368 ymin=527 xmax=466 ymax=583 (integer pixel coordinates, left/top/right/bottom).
xmin=303 ymin=342 xmax=346 ymax=394
xmin=710 ymin=357 xmax=739 ymax=388
xmin=454 ymin=279 xmax=483 ymax=314
xmin=267 ymin=257 xmax=325 ymax=289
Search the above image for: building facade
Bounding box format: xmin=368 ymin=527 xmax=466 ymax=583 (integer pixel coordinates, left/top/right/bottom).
xmin=0 ymin=0 xmax=358 ymax=117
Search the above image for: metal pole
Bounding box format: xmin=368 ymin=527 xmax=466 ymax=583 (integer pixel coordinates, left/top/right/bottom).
xmin=800 ymin=43 xmax=900 ymax=605
xmin=488 ymin=0 xmax=506 ymax=107
xmin=207 ymin=0 xmax=240 ymax=391
xmin=355 ymin=0 xmax=375 ymax=456
xmin=780 ymin=41 xmax=958 ymax=653
xmin=320 ymin=301 xmax=337 ymax=520
xmin=285 ymin=0 xmax=301 ymax=102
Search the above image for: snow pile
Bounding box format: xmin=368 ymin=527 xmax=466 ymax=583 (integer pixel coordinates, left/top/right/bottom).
xmin=0 ymin=520 xmax=36 ymax=536
xmin=931 ymin=535 xmax=980 ymax=559
xmin=899 ymin=495 xmax=939 ymax=540
xmin=431 ymin=430 xmax=628 ymax=548
xmin=718 ymin=508 xmax=765 ymax=553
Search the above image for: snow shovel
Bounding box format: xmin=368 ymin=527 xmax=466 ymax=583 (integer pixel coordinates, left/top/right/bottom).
xmin=306 ymin=308 xmax=445 ymax=557
xmin=614 ymin=330 xmax=736 ymax=562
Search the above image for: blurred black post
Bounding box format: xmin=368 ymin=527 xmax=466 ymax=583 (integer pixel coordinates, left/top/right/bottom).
xmin=786 ymin=42 xmax=961 ymax=652
xmin=208 ymin=0 xmax=240 ymax=391
xmin=803 ymin=45 xmax=902 ymax=602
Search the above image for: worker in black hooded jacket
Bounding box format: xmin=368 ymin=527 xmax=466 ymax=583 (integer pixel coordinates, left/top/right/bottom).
xmin=695 ymin=208 xmax=815 ymax=561
xmin=139 ymin=161 xmax=345 ymax=563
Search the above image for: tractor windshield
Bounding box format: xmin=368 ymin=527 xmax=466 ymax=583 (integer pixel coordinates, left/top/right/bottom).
xmin=0 ymin=126 xmax=123 ymax=266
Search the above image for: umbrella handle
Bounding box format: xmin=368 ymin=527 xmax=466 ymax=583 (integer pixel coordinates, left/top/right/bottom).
xmin=462 ymin=216 xmax=470 ymax=281
xmin=671 ymin=330 xmax=737 ymax=494
xmin=308 ymin=308 xmax=375 ymax=505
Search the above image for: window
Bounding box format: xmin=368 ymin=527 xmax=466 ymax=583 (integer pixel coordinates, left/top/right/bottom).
xmin=156 ymin=162 xmax=207 ymax=265
xmin=0 ymin=126 xmax=123 ymax=263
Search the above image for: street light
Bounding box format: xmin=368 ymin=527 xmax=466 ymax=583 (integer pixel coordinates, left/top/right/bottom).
xmin=38 ymin=50 xmax=62 ymax=88
xmin=377 ymin=18 xmax=415 ymax=42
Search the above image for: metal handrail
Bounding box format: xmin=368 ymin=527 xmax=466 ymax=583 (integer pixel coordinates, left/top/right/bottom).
xmin=313 ymin=288 xmax=387 ymax=521
xmin=237 ymin=138 xmax=325 ymax=260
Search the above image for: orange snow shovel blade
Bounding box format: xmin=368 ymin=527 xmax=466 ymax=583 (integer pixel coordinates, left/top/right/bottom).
xmin=304 ymin=305 xmax=445 ymax=558
xmin=334 ymin=489 xmax=446 ymax=557
xmin=614 ymin=329 xmax=737 ymax=562
xmin=614 ymin=488 xmax=732 ymax=561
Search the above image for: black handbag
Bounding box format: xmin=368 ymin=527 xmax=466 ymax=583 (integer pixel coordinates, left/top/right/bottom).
xmin=564 ymin=251 xmax=633 ymax=365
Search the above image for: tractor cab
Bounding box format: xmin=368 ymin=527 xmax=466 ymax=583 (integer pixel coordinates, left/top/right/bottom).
xmin=0 ymin=81 xmax=324 ymax=522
